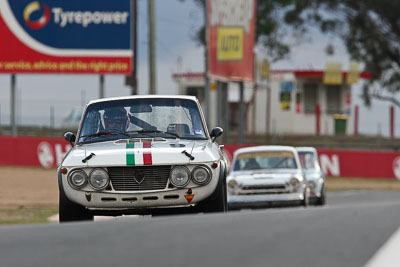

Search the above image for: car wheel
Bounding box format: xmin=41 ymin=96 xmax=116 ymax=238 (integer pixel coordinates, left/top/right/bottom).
xmin=59 ymin=187 xmax=93 ymax=222
xmin=196 ymin=164 xmax=228 ymax=213
xmin=301 ymin=187 xmax=309 ymax=207
xmin=315 ymin=184 xmax=326 ymax=206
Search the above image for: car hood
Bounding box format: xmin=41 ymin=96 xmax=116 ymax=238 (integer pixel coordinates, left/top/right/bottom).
xmin=62 ymin=139 xmax=221 ymax=167
xmin=228 ymin=169 xmax=302 ymax=184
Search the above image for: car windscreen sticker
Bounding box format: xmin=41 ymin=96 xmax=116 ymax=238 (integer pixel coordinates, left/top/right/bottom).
xmin=126 ymin=141 xmax=153 ymax=166
xmin=184 ymin=188 xmax=194 ymax=203
xmin=237 ymin=151 xmax=294 ymax=160
xmin=194 ymin=129 xmax=203 ymax=135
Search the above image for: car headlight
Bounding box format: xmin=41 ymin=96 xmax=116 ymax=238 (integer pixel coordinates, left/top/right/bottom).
xmin=89 ymin=168 xmax=109 ymax=190
xmin=228 ymin=179 xmax=238 ymax=189
xmin=68 ymin=169 xmax=88 ymax=189
xmin=170 ymin=166 xmax=190 ymax=188
xmin=308 ymin=181 xmax=316 ymax=190
xmin=290 ymin=177 xmax=300 ymax=188
xmin=191 ymin=166 xmax=211 ymax=185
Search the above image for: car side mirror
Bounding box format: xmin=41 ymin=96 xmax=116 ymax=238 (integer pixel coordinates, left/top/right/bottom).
xmin=64 ymin=132 xmax=76 ymax=146
xmin=210 ymin=127 xmax=223 ymax=142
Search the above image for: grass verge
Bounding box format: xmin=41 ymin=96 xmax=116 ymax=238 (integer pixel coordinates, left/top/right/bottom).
xmin=326 ymin=176 xmax=400 ymax=192
xmin=0 ymin=209 xmax=58 ymax=226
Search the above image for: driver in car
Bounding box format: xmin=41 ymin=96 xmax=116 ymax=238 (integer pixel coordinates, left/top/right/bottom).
xmin=103 ymin=107 xmax=129 ymax=131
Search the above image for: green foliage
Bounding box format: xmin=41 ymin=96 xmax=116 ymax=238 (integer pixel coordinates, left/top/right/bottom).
xmin=186 ymin=0 xmax=400 ymax=99
xmin=280 ymin=0 xmax=400 ymax=101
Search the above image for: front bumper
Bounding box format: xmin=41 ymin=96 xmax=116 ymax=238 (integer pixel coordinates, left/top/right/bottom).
xmin=228 ymin=193 xmax=305 ymax=209
xmin=61 ymin=166 xmax=220 ymax=210
xmin=65 ymin=187 xmax=215 ymax=210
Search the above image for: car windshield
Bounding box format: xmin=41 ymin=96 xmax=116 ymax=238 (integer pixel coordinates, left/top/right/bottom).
xmin=298 ymin=151 xmax=318 ymax=169
xmin=233 ymin=151 xmax=298 ymax=171
xmin=78 ymin=98 xmax=207 ymax=143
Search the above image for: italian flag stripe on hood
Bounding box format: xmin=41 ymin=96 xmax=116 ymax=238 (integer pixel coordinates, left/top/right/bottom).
xmin=126 ymin=142 xmax=153 ymax=166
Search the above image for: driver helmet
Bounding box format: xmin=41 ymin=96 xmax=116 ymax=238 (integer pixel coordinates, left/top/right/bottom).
xmin=103 ymin=107 xmax=128 ymax=131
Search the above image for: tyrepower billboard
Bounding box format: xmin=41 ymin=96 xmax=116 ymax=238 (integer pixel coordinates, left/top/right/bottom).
xmin=0 ymin=0 xmax=132 ymax=74
xmin=207 ymin=0 xmax=256 ymax=82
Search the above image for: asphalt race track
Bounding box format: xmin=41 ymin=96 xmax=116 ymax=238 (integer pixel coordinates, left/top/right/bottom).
xmin=1 ymin=191 xmax=400 ymax=267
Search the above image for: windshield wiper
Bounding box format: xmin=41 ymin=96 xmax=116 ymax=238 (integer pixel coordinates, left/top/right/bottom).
xmin=81 ymin=131 xmax=131 ymax=140
xmin=128 ymin=129 xmax=181 ymax=139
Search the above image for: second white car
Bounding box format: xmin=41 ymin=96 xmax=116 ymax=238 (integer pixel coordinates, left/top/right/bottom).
xmin=227 ymin=145 xmax=308 ymax=209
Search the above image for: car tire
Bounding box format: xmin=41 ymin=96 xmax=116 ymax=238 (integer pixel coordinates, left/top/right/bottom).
xmin=59 ymin=188 xmax=94 ymax=222
xmin=301 ymin=187 xmax=309 ymax=207
xmin=58 ymin=171 xmax=93 ymax=222
xmin=196 ymin=162 xmax=228 ymax=213
xmin=315 ymin=184 xmax=326 ymax=206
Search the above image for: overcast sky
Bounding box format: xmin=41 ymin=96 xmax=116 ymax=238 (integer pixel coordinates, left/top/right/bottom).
xmin=0 ymin=0 xmax=398 ymax=138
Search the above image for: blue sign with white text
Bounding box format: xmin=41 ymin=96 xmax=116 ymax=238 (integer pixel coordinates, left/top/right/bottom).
xmin=8 ymin=0 xmax=130 ymax=50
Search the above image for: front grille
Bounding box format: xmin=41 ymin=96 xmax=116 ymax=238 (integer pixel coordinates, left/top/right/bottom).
xmin=239 ymin=184 xmax=290 ymax=195
xmin=108 ymin=166 xmax=171 ymax=191
xmin=242 ymin=185 xmax=286 ymax=190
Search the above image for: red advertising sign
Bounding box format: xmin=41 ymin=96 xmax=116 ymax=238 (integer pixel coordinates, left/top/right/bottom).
xmin=222 ymin=145 xmax=400 ymax=180
xmin=0 ymin=1 xmax=132 ymax=74
xmin=2 ymin=136 xmax=400 ymax=181
xmin=207 ymin=0 xmax=256 ymax=82
xmin=0 ymin=136 xmax=71 ymax=168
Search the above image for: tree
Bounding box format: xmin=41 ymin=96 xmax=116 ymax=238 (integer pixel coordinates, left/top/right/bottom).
xmin=188 ymin=0 xmax=400 ymax=106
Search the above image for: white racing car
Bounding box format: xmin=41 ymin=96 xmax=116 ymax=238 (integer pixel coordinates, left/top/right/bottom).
xmin=227 ymin=146 xmax=308 ymax=209
xmin=58 ymin=95 xmax=227 ymax=222
xmin=296 ymin=147 xmax=326 ymax=205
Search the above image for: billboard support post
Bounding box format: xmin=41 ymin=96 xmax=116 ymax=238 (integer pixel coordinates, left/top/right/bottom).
xmin=50 ymin=106 xmax=55 ymax=136
xmin=131 ymin=0 xmax=138 ymax=95
xmin=217 ymin=81 xmax=222 ymax=126
xmin=148 ymin=0 xmax=156 ymax=94
xmin=238 ymin=81 xmax=244 ymax=144
xmin=99 ymin=75 xmax=105 ymax=98
xmin=222 ymin=82 xmax=229 ymax=143
xmin=204 ymin=0 xmax=210 ymax=125
xmin=354 ymin=105 xmax=359 ymax=136
xmin=316 ymin=104 xmax=321 ymax=136
xmin=266 ymin=84 xmax=271 ymax=134
xmin=390 ymin=105 xmax=395 ymax=139
xmin=10 ymin=74 xmax=16 ymax=136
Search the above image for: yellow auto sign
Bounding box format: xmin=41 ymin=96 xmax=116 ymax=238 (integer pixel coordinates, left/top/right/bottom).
xmin=347 ymin=62 xmax=360 ymax=84
xmin=217 ymin=27 xmax=244 ymax=61
xmin=323 ymin=62 xmax=343 ymax=85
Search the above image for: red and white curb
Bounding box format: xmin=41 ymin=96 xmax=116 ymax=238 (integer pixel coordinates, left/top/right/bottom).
xmin=48 ymin=214 xmax=142 ymax=223
xmin=365 ymin=226 xmax=400 ymax=267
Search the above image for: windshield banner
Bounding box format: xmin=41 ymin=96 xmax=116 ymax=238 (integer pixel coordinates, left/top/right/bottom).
xmin=207 ymin=0 xmax=256 ymax=82
xmin=0 ymin=0 xmax=132 ymax=74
